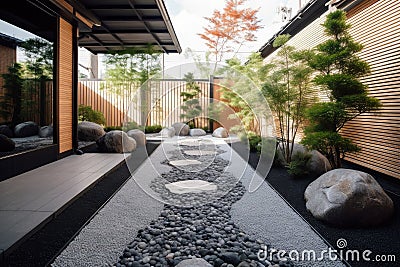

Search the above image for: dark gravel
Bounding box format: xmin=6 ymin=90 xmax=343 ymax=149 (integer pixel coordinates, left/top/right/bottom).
xmin=1 ymin=142 xmax=159 ymax=267
xmin=230 ymin=141 xmax=400 ymax=267
xmin=115 ymin=143 xmax=295 ymax=267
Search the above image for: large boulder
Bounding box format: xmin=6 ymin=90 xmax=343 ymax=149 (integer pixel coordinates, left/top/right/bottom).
xmin=127 ymin=129 xmax=146 ymax=146
xmin=0 ymin=134 xmax=15 ymax=152
xmin=160 ymin=127 xmax=175 ymax=138
xmin=96 ymin=130 xmax=136 ymax=153
xmin=172 ymin=122 xmax=189 ymax=136
xmin=304 ymin=169 xmax=394 ymax=227
xmin=212 ymin=127 xmax=228 ymax=138
xmin=189 ymin=128 xmax=207 ymax=136
xmin=14 ymin=121 xmax=39 ymax=138
xmin=0 ymin=125 xmax=13 ymax=138
xmin=78 ymin=121 xmax=105 ymax=141
xmin=39 ymin=125 xmax=53 ymax=138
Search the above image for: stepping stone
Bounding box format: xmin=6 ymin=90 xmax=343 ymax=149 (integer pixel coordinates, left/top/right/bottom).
xmin=184 ymin=150 xmax=217 ymax=156
xmin=169 ymin=159 xmax=202 ymax=166
xmin=176 ymin=258 xmax=212 ymax=267
xmin=178 ymin=139 xmax=202 ymax=146
xmin=165 ymin=180 xmax=217 ymax=194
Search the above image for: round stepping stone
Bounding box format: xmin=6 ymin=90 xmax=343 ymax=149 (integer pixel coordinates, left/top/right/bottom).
xmin=176 ymin=258 xmax=212 ymax=267
xmin=178 ymin=139 xmax=201 ymax=146
xmin=184 ymin=150 xmax=217 ymax=156
xmin=169 ymin=159 xmax=202 ymax=166
xmin=165 ymin=180 xmax=218 ymax=194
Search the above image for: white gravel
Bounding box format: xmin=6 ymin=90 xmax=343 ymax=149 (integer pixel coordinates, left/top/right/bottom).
xmin=224 ymin=142 xmax=346 ymax=267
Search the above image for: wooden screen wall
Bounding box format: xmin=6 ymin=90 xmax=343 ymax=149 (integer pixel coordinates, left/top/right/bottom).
xmin=264 ymin=0 xmax=400 ymax=179
xmin=58 ymin=18 xmax=73 ymax=153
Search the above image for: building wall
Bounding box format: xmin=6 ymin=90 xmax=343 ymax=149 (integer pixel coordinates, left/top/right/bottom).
xmin=263 ymin=0 xmax=400 ymax=179
xmin=58 ymin=18 xmax=73 ymax=153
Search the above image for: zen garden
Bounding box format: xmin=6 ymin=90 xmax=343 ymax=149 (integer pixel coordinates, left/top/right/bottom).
xmin=0 ymin=1 xmax=398 ymax=267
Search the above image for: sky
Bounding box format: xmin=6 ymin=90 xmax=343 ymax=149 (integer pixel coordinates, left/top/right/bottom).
xmin=162 ymin=0 xmax=308 ymax=69
xmin=0 ymin=0 xmax=309 ymax=78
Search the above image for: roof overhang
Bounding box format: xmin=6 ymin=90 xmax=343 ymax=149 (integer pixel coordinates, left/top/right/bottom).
xmin=69 ymin=0 xmax=182 ymax=54
xmin=258 ymin=0 xmax=365 ymax=58
xmin=258 ymin=0 xmax=328 ymax=58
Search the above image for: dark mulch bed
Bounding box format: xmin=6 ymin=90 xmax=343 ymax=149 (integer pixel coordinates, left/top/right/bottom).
xmin=1 ymin=142 xmax=159 ymax=267
xmin=231 ymin=141 xmax=400 ymax=267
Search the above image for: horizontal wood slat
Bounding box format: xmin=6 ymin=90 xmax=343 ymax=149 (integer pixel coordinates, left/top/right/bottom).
xmin=58 ymin=18 xmax=73 ymax=153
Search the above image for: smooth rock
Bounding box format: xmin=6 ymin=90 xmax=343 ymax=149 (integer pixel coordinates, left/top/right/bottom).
xmin=172 ymin=122 xmax=190 ymax=136
xmin=160 ymin=127 xmax=175 ymax=138
xmin=96 ymin=130 xmax=136 ymax=153
xmin=278 ymin=143 xmax=331 ymax=175
xmin=219 ymin=252 xmax=241 ymax=266
xmin=190 ymin=128 xmax=207 ymax=136
xmin=165 ymin=180 xmax=217 ymax=194
xmin=0 ymin=134 xmax=15 ymax=152
xmin=305 ymin=169 xmax=394 ymax=227
xmin=212 ymin=127 xmax=228 ymax=138
xmin=39 ymin=125 xmax=53 ymax=138
xmin=169 ymin=159 xmax=201 ymax=167
xmin=14 ymin=121 xmax=39 ymax=138
xmin=176 ymin=258 xmax=212 ymax=267
xmin=0 ymin=125 xmax=13 ymax=138
xmin=78 ymin=121 xmax=105 ymax=141
xmin=127 ymin=129 xmax=146 ymax=146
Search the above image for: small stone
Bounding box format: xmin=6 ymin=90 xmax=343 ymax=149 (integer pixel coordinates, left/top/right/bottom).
xmin=142 ymin=256 xmax=151 ymax=263
xmin=138 ymin=242 xmax=147 ymax=249
xmin=220 ymin=252 xmax=241 ymax=266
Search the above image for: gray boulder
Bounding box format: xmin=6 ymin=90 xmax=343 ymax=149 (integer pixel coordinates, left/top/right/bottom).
xmin=212 ymin=127 xmax=228 ymax=138
xmin=304 ymin=169 xmax=394 ymax=227
xmin=127 ymin=129 xmax=146 ymax=146
xmin=0 ymin=134 xmax=15 ymax=152
xmin=14 ymin=121 xmax=39 ymax=138
xmin=176 ymin=258 xmax=212 ymax=267
xmin=39 ymin=125 xmax=53 ymax=138
xmin=96 ymin=130 xmax=136 ymax=153
xmin=277 ymin=143 xmax=331 ymax=175
xmin=78 ymin=121 xmax=105 ymax=141
xmin=172 ymin=122 xmax=189 ymax=136
xmin=0 ymin=125 xmax=13 ymax=138
xmin=160 ymin=127 xmax=175 ymax=138
xmin=189 ymin=128 xmax=207 ymax=136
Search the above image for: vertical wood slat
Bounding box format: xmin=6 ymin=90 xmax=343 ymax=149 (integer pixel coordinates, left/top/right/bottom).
xmin=58 ymin=18 xmax=73 ymax=153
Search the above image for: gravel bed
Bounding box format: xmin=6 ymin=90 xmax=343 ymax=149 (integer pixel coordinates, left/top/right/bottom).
xmin=115 ymin=142 xmax=295 ymax=267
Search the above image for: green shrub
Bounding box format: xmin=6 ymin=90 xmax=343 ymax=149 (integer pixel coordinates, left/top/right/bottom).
xmin=145 ymin=125 xmax=162 ymax=133
xmin=78 ymin=105 xmax=106 ymax=125
xmin=123 ymin=121 xmax=142 ymax=131
xmin=104 ymin=126 xmax=122 ymax=132
xmin=287 ymin=151 xmax=312 ymax=177
xmin=240 ymin=131 xmax=262 ymax=153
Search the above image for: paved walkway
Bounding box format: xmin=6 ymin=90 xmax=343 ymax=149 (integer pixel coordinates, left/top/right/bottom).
xmin=52 ymin=136 xmax=345 ymax=267
xmin=0 ymin=153 xmax=127 ymax=257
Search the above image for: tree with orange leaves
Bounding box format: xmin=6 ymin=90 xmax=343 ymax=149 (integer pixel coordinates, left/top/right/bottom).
xmin=198 ymin=0 xmax=263 ymax=70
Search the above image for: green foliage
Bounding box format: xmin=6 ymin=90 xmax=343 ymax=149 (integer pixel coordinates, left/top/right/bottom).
xmin=20 ymin=38 xmax=53 ymax=80
xmin=287 ymin=151 xmax=312 ymax=177
xmin=122 ymin=121 xmax=142 ymax=131
xmin=219 ymin=53 xmax=269 ymax=134
xmin=104 ymin=126 xmax=123 ymax=132
xmin=302 ymin=10 xmax=381 ymax=168
xmin=145 ymin=125 xmax=162 ymax=133
xmin=262 ymin=34 xmax=315 ymax=164
xmin=240 ymin=131 xmax=262 ymax=153
xmin=78 ymin=105 xmax=106 ymax=125
xmin=103 ymin=46 xmax=161 ymax=95
xmin=0 ymin=63 xmax=24 ymax=126
xmin=180 ymin=72 xmax=202 ymax=128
